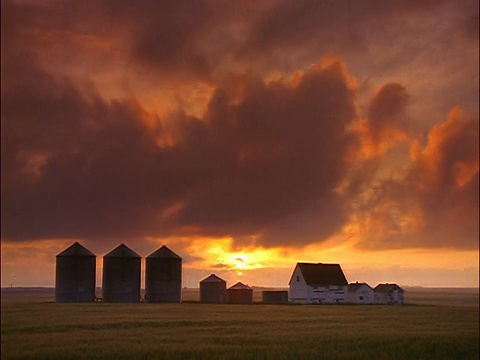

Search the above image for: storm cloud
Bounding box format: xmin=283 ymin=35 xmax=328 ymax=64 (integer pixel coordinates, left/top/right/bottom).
xmin=1 ymin=0 xmax=478 ymax=252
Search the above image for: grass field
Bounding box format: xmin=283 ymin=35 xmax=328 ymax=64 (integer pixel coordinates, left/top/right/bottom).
xmin=1 ymin=288 xmax=479 ymax=359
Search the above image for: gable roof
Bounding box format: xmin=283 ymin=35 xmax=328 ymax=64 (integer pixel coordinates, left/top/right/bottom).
xmin=374 ymin=283 xmax=404 ymax=293
xmin=104 ymin=243 xmax=141 ymax=258
xmin=200 ymin=274 xmax=226 ymax=283
xmin=290 ymin=263 xmax=348 ymax=286
xmin=56 ymin=242 xmax=96 ymax=257
xmin=228 ymin=282 xmax=252 ymax=291
xmin=147 ymin=245 xmax=182 ymax=259
xmin=348 ymin=282 xmax=373 ymax=292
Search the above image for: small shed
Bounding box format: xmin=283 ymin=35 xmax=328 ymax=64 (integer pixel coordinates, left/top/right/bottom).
xmin=145 ymin=245 xmax=182 ymax=303
xmin=262 ymin=290 xmax=288 ymax=304
xmin=200 ymin=274 xmax=227 ymax=303
xmin=374 ymin=283 xmax=405 ymax=305
xmin=55 ymin=242 xmax=96 ymax=303
xmin=227 ymin=282 xmax=253 ymax=304
xmin=347 ymin=282 xmax=374 ymax=304
xmin=102 ymin=243 xmax=141 ymax=303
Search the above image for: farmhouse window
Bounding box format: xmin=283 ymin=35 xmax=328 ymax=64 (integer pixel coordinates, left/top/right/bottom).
xmin=296 ymin=276 xmax=300 ymax=282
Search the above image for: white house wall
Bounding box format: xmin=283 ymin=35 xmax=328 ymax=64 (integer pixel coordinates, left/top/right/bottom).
xmin=347 ymin=285 xmax=374 ymax=304
xmin=289 ymin=265 xmax=308 ymax=303
xmin=308 ymin=285 xmax=347 ymax=304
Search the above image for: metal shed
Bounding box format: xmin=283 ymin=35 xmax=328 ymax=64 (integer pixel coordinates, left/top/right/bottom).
xmin=102 ymin=243 xmax=141 ymax=303
xmin=227 ymin=282 xmax=253 ymax=304
xmin=145 ymin=245 xmax=182 ymax=303
xmin=200 ymin=274 xmax=227 ymax=303
xmin=262 ymin=290 xmax=288 ymax=304
xmin=55 ymin=242 xmax=96 ymax=303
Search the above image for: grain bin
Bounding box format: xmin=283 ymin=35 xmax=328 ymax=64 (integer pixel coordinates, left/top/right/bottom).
xmin=200 ymin=274 xmax=227 ymax=303
xmin=145 ymin=245 xmax=182 ymax=303
xmin=262 ymin=290 xmax=288 ymax=304
xmin=102 ymin=243 xmax=141 ymax=303
xmin=55 ymin=242 xmax=96 ymax=303
xmin=227 ymin=282 xmax=253 ymax=304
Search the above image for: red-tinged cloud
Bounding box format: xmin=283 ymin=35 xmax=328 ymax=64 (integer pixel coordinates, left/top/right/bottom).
xmin=1 ymin=0 xmax=478 ymax=254
xmin=354 ymin=107 xmax=479 ymax=249
xmin=353 ymin=83 xmax=410 ymax=159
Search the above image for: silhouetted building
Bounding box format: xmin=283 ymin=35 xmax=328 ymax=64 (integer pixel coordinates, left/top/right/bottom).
xmin=200 ymin=274 xmax=227 ymax=303
xmin=262 ymin=290 xmax=288 ymax=304
xmin=227 ymin=282 xmax=253 ymax=304
xmin=102 ymin=243 xmax=141 ymax=303
xmin=145 ymin=245 xmax=182 ymax=303
xmin=55 ymin=242 xmax=96 ymax=303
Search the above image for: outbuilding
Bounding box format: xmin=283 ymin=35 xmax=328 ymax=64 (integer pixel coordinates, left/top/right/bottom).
xmin=374 ymin=283 xmax=405 ymax=305
xmin=347 ymin=282 xmax=374 ymax=304
xmin=145 ymin=245 xmax=182 ymax=303
xmin=200 ymin=274 xmax=227 ymax=303
xmin=102 ymin=243 xmax=141 ymax=303
xmin=262 ymin=290 xmax=288 ymax=304
xmin=227 ymin=282 xmax=253 ymax=304
xmin=55 ymin=242 xmax=96 ymax=303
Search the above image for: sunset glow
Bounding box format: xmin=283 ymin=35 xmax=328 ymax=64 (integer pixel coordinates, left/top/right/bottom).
xmin=1 ymin=0 xmax=478 ymax=289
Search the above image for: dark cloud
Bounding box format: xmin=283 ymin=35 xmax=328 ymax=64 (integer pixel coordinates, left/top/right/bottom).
xmin=1 ymin=46 xmax=357 ymax=247
xmin=1 ymin=0 xmax=478 ymax=254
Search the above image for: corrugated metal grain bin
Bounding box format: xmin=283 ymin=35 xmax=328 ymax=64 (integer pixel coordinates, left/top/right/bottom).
xmin=200 ymin=274 xmax=227 ymax=303
xmin=227 ymin=282 xmax=253 ymax=304
xmin=145 ymin=245 xmax=182 ymax=303
xmin=262 ymin=290 xmax=288 ymax=304
xmin=102 ymin=243 xmax=141 ymax=303
xmin=55 ymin=242 xmax=96 ymax=303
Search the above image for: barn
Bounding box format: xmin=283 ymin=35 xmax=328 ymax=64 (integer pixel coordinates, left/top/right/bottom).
xmin=200 ymin=274 xmax=227 ymax=303
xmin=262 ymin=290 xmax=288 ymax=304
xmin=55 ymin=242 xmax=96 ymax=303
xmin=102 ymin=243 xmax=141 ymax=303
xmin=347 ymin=282 xmax=374 ymax=304
xmin=227 ymin=282 xmax=253 ymax=304
xmin=374 ymin=283 xmax=405 ymax=305
xmin=145 ymin=245 xmax=182 ymax=303
xmin=289 ymin=262 xmax=348 ymax=304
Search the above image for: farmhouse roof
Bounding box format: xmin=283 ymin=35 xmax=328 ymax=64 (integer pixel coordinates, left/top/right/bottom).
xmin=228 ymin=282 xmax=252 ymax=290
xmin=290 ymin=263 xmax=348 ymax=286
xmin=147 ymin=245 xmax=182 ymax=259
xmin=200 ymin=274 xmax=226 ymax=283
xmin=374 ymin=283 xmax=404 ymax=293
xmin=104 ymin=243 xmax=141 ymax=258
xmin=347 ymin=282 xmax=373 ymax=292
xmin=56 ymin=242 xmax=96 ymax=257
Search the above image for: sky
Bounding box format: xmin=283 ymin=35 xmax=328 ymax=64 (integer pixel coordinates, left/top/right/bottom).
xmin=1 ymin=0 xmax=479 ymax=289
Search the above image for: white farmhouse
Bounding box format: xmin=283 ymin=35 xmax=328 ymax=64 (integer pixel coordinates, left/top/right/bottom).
xmin=347 ymin=282 xmax=374 ymax=304
xmin=289 ymin=263 xmax=348 ymax=304
xmin=374 ymin=283 xmax=405 ymax=305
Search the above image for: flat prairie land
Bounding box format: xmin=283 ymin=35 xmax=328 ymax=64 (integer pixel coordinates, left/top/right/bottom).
xmin=1 ymin=288 xmax=479 ymax=360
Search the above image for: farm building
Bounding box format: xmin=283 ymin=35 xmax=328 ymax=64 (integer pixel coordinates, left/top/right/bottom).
xmin=347 ymin=282 xmax=374 ymax=304
xmin=227 ymin=282 xmax=253 ymax=304
xmin=374 ymin=283 xmax=405 ymax=305
xmin=262 ymin=290 xmax=288 ymax=304
xmin=145 ymin=245 xmax=182 ymax=303
xmin=200 ymin=274 xmax=227 ymax=303
xmin=55 ymin=242 xmax=96 ymax=303
xmin=102 ymin=243 xmax=141 ymax=303
xmin=289 ymin=263 xmax=348 ymax=304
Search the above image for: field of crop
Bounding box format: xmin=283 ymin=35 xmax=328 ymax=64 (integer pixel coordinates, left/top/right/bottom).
xmin=1 ymin=288 xmax=479 ymax=359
